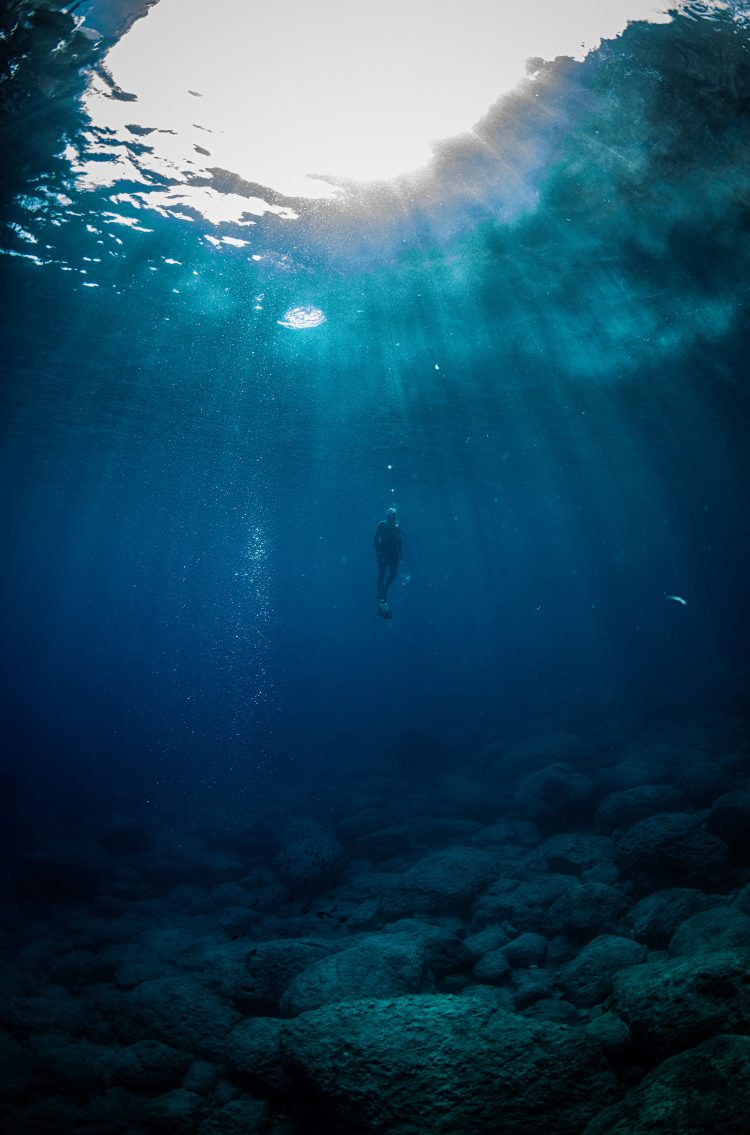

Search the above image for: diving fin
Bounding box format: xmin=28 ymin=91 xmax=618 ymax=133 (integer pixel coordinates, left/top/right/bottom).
xmin=377 ymin=598 xmax=392 ymax=620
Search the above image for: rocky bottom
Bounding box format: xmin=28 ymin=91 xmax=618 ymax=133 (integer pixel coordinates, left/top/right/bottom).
xmin=2 ymin=712 xmax=750 ymax=1134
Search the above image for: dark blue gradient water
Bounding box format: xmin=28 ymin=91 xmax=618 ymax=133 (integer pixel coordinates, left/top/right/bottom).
xmin=2 ymin=3 xmax=749 ymax=836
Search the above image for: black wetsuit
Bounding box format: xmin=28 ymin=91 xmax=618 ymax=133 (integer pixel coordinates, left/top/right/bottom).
xmin=374 ymin=519 xmax=402 ymax=600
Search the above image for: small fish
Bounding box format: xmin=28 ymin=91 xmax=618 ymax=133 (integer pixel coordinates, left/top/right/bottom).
xmin=665 ymin=594 xmax=687 ymax=606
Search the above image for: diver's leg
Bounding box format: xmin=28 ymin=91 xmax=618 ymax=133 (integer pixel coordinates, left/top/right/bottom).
xmin=377 ymin=559 xmax=387 ymax=599
xmin=384 ymin=560 xmax=398 ymax=595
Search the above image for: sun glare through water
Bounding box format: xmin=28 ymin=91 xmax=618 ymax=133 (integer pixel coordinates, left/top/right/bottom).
xmin=80 ymin=0 xmax=671 ymax=221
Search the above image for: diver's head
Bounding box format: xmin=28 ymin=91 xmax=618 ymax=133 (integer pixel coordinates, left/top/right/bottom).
xmin=386 ymin=506 xmax=397 ymax=525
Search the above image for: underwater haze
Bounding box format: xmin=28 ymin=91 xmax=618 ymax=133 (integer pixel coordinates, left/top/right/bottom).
xmin=2 ymin=2 xmax=750 ymax=1133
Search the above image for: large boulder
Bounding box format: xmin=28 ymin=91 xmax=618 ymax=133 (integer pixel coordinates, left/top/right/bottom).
xmin=529 ymin=833 xmax=615 ymax=876
xmin=225 ymin=1017 xmax=292 ymax=1097
xmin=240 ymin=938 xmax=339 ymax=1014
xmin=380 ymin=846 xmax=498 ymax=917
xmin=112 ymin=1039 xmax=189 ymax=1094
xmin=614 ymin=813 xmax=730 ymax=895
xmin=595 ymin=785 xmax=683 ymax=833
xmin=380 ymin=920 xmax=472 ymax=976
xmin=559 ymin=934 xmax=648 ymax=1007
xmin=609 ymin=948 xmax=750 ymax=1060
xmin=279 ymin=939 xmax=434 ymax=1016
xmin=280 ymin=994 xmax=619 ymax=1134
xmin=625 ymin=887 xmax=719 ymax=947
xmin=547 ymin=882 xmax=631 ymax=941
xmin=584 ymin=1034 xmax=750 ymax=1135
xmin=668 ymin=907 xmax=750 ymax=957
xmin=472 ymin=874 xmax=577 ymax=933
xmin=114 ymin=976 xmax=239 ymax=1061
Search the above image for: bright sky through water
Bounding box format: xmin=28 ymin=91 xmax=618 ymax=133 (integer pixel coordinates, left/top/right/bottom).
xmin=83 ymin=0 xmax=672 ymax=203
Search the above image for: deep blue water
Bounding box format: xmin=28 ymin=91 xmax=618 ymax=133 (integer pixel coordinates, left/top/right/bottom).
xmin=4 ymin=5 xmax=750 ymax=1133
xmin=2 ymin=3 xmax=750 ymax=842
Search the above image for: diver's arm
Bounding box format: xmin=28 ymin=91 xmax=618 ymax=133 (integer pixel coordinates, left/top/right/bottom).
xmin=374 ymin=522 xmax=384 ymax=552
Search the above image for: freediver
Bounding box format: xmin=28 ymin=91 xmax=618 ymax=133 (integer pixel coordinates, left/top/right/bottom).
xmin=374 ymin=506 xmax=402 ymax=619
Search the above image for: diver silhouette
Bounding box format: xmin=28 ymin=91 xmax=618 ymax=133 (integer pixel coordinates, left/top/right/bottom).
xmin=374 ymin=506 xmax=402 ymax=619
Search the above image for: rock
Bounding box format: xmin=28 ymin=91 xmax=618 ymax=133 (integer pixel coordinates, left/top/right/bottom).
xmin=472 ymin=948 xmax=511 ymax=983
xmin=115 ymin=976 xmax=239 ymax=1060
xmin=512 ymin=968 xmax=556 ymax=1008
xmin=201 ymin=1098 xmax=271 ymax=1134
xmin=237 ymin=870 xmax=289 ymax=913
xmin=584 ymin=1034 xmax=750 ymax=1135
xmin=595 ymin=785 xmax=683 ymax=833
xmin=130 ymin=847 xmax=248 ymax=893
xmin=28 ymin=1033 xmax=114 ymax=1095
xmin=503 ymin=932 xmax=547 ymax=968
xmin=472 ymin=874 xmax=577 ymax=933
xmin=597 ymin=753 xmax=668 ymax=792
xmin=547 ymin=882 xmax=631 ymax=940
xmin=144 ymin=1088 xmax=203 ymax=1133
xmin=112 ymin=1039 xmax=189 ymax=1094
xmin=484 ymin=733 xmax=604 ymax=779
xmin=280 ymin=938 xmax=434 ymax=1016
xmin=379 ymin=920 xmax=472 ymax=975
xmin=464 ymin=924 xmax=509 ymax=956
xmin=668 ymin=906 xmax=750 ymax=956
xmin=707 ymin=791 xmax=750 ymax=861
xmin=0 ymin=987 xmax=91 ymax=1038
xmin=460 ymin=983 xmax=516 ymax=1011
xmin=513 ymin=763 xmax=595 ymax=831
xmin=471 ymin=817 xmax=540 ymax=850
xmin=241 ymin=938 xmax=339 ymax=1014
xmin=609 ymin=948 xmax=750 ymax=1059
xmin=335 ymin=807 xmax=390 ymax=847
xmin=530 ymin=833 xmax=615 ymax=875
xmin=670 ymin=751 xmax=731 ymax=807
xmin=226 ymin=1017 xmax=292 ymax=1097
xmin=559 ymin=935 xmax=648 ymax=1007
xmin=50 ymin=948 xmax=114 ymax=990
xmin=273 ymin=822 xmax=347 ymax=893
xmin=182 ymin=1059 xmax=216 ymax=1096
xmin=280 ymin=995 xmax=618 ymax=1134
xmin=383 ymin=846 xmax=498 ymax=917
xmin=522 ymin=999 xmax=581 ymax=1025
xmin=354 ymin=823 xmax=414 ymax=859
xmin=626 ymin=887 xmax=719 ymax=946
xmin=583 ymin=1012 xmax=633 ymax=1058
xmin=733 ymin=881 xmax=750 ymax=915
xmin=615 ymin=813 xmax=730 ymax=896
